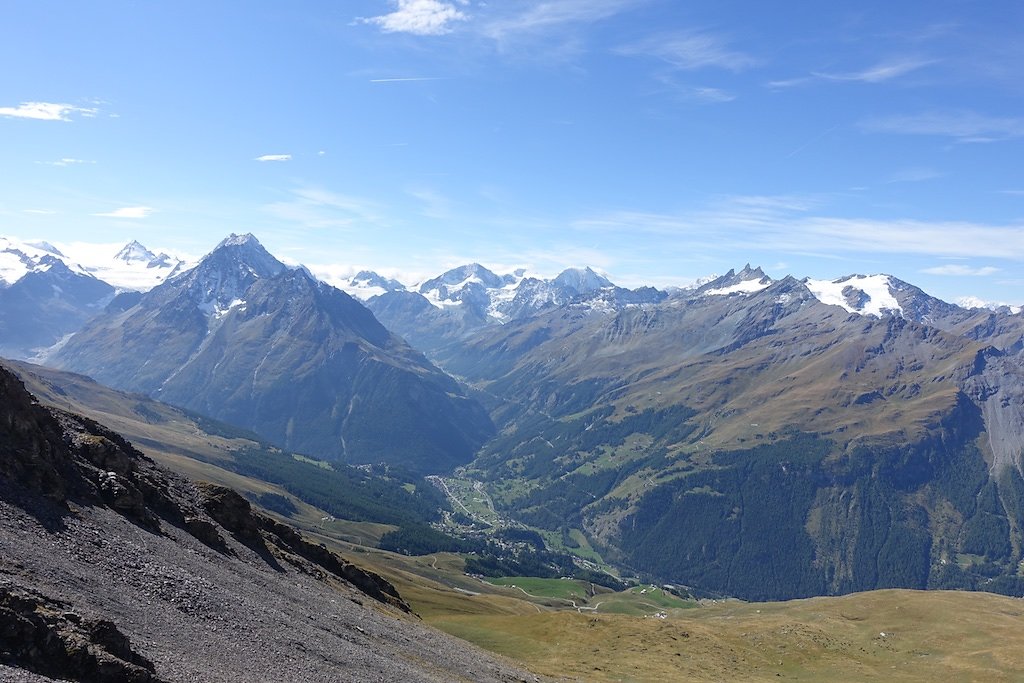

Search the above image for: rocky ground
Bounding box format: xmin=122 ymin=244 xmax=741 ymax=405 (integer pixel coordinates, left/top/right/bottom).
xmin=0 ymin=366 xmax=545 ymax=683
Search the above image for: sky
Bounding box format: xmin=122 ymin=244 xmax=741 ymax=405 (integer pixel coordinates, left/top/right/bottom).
xmin=1 ymin=0 xmax=1023 ymax=304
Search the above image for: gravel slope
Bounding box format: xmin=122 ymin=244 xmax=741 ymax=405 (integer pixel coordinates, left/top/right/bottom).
xmin=0 ymin=366 xmax=545 ymax=683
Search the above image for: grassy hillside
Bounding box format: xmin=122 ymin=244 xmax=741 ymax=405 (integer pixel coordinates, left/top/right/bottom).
xmin=431 ymin=589 xmax=1024 ymax=682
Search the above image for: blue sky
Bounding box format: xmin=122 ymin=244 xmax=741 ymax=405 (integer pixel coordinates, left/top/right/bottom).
xmin=2 ymin=0 xmax=1023 ymax=304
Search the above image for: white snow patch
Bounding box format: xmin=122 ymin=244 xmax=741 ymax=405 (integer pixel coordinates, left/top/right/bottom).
xmin=486 ymin=278 xmax=528 ymax=320
xmin=703 ymin=279 xmax=770 ymax=296
xmin=806 ymin=274 xmax=903 ymax=317
xmin=198 ymin=297 xmax=246 ymax=319
xmin=421 ymin=288 xmax=465 ymax=310
xmin=339 ymin=283 xmax=387 ymax=300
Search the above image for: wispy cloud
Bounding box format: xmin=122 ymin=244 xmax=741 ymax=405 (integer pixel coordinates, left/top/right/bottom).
xmin=819 ymin=58 xmax=936 ymax=83
xmin=93 ymin=206 xmax=155 ymax=219
xmin=573 ymin=195 xmax=1024 ymax=260
xmin=482 ymin=0 xmax=641 ymax=40
xmin=922 ymin=264 xmax=999 ymax=276
xmin=652 ymin=82 xmax=737 ymax=103
xmin=255 ymin=154 xmax=292 ymax=162
xmin=37 ymin=158 xmax=96 ymax=167
xmin=689 ymin=86 xmax=736 ymax=103
xmin=408 ymin=186 xmax=452 ymax=219
xmin=0 ymin=101 xmax=99 ymax=121
xmin=22 ymin=209 xmax=57 ymax=215
xmin=358 ymin=0 xmax=468 ymax=36
xmin=887 ymin=166 xmax=943 ymax=183
xmin=369 ymin=76 xmax=447 ymax=83
xmin=616 ymin=30 xmax=757 ymax=72
xmin=768 ymin=58 xmax=935 ymax=89
xmin=860 ymin=110 xmax=1024 ymax=142
xmin=263 ymin=187 xmax=382 ymax=229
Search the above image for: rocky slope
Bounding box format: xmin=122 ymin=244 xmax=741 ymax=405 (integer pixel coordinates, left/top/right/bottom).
xmin=0 ymin=365 xmax=542 ymax=682
xmin=50 ymin=235 xmax=493 ymax=472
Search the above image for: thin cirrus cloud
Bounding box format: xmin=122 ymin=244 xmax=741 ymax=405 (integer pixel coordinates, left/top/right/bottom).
xmin=860 ymin=110 xmax=1024 ymax=142
xmin=369 ymin=77 xmax=447 ymax=83
xmin=0 ymin=101 xmax=99 ymax=121
xmin=263 ymin=187 xmax=382 ymax=230
xmin=572 ymin=195 xmax=1024 ymax=261
xmin=615 ymin=30 xmax=757 ymax=71
xmin=37 ymin=158 xmax=96 ymax=167
xmin=93 ymin=206 xmax=155 ymax=219
xmin=358 ymin=0 xmax=468 ymax=36
xmin=481 ymin=0 xmax=641 ymax=40
xmin=887 ymin=166 xmax=943 ymax=183
xmin=255 ymin=154 xmax=292 ymax=162
xmin=767 ymin=58 xmax=936 ymax=89
xmin=922 ymin=264 xmax=999 ymax=276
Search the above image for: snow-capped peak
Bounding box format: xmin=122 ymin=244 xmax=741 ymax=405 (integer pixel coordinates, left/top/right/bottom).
xmin=0 ymin=236 xmax=88 ymax=285
xmin=24 ymin=241 xmax=65 ymax=257
xmin=957 ymin=296 xmax=1022 ymax=315
xmin=114 ymin=240 xmax=158 ymax=264
xmin=205 ymin=233 xmax=284 ymax=280
xmin=552 ymin=267 xmax=613 ymax=294
xmin=216 ymin=232 xmax=261 ymax=249
xmin=418 ymin=264 xmax=505 ymax=295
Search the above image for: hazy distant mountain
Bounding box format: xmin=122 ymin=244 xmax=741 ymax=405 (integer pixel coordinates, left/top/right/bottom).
xmin=0 ymin=251 xmax=114 ymax=360
xmin=51 ymin=234 xmax=493 ymax=472
xmin=0 ymin=236 xmax=191 ymax=358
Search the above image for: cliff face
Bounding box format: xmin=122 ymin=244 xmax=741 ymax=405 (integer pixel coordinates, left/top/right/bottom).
xmin=0 ymin=366 xmax=542 ymax=683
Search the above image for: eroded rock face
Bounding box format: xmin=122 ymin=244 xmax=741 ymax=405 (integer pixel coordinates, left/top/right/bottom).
xmin=0 ymin=367 xmax=79 ymax=502
xmin=0 ymin=583 xmax=166 ymax=683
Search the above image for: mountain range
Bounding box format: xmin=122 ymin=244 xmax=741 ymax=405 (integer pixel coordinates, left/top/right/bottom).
xmin=4 ymin=231 xmax=1024 ymax=603
xmin=48 ymin=234 xmax=493 ymax=473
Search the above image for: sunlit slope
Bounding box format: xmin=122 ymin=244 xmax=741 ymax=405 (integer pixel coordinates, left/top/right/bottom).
xmin=432 ymin=589 xmax=1024 ymax=683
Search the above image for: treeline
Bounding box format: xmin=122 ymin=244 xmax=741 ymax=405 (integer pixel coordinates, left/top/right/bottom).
xmin=223 ymin=445 xmax=446 ymax=527
xmin=377 ymin=523 xmax=627 ymax=591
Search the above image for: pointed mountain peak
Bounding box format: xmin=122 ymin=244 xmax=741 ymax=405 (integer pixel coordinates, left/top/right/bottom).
xmin=204 ymin=233 xmax=284 ymax=278
xmin=737 ymin=264 xmax=768 ymax=281
xmin=698 ymin=265 xmax=773 ymax=297
xmin=114 ymin=240 xmax=158 ymax=263
xmin=419 ymin=263 xmax=504 ymax=293
xmin=215 ymin=232 xmax=261 ymax=249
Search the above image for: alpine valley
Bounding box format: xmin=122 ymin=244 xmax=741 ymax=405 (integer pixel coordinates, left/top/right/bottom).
xmin=4 ymin=232 xmax=1024 ymax=680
